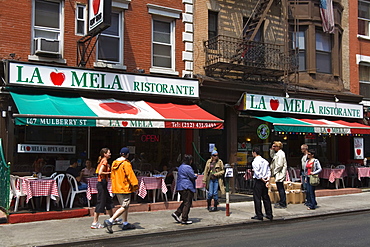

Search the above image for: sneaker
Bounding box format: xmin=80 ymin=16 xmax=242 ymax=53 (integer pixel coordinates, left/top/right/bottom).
xmin=274 ymin=204 xmax=287 ymax=209
xmin=171 ymin=213 xmax=181 ymax=223
xmin=104 ymin=219 xmax=113 ymax=234
xmin=180 ymin=220 xmax=192 ymax=225
xmin=90 ymin=222 xmax=104 ymax=229
xmin=121 ymin=223 xmax=136 ymax=230
xmin=113 ymin=218 xmax=123 ymax=225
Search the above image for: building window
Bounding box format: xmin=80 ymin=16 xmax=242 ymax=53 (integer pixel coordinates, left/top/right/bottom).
xmin=76 ymin=4 xmax=86 ymax=36
xmin=208 ymin=11 xmax=218 ymax=40
xmin=359 ymin=0 xmax=370 ymax=37
xmin=292 ymin=29 xmax=306 ymax=71
xmin=360 ymin=64 xmax=370 ymax=98
xmin=152 ymin=18 xmax=174 ymax=69
xmin=97 ymin=11 xmax=122 ymax=64
xmin=33 ymin=0 xmax=62 ymax=56
xmin=316 ymin=30 xmax=331 ymax=73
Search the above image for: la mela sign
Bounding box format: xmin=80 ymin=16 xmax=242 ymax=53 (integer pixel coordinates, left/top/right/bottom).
xmin=7 ymin=62 xmax=198 ymax=98
xmin=243 ymin=94 xmax=363 ymax=119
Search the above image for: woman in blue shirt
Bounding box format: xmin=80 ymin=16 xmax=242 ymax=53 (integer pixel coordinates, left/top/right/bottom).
xmin=171 ymin=154 xmax=198 ymax=224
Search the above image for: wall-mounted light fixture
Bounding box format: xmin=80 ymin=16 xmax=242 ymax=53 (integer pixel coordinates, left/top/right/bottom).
xmin=334 ymin=95 xmax=339 ymax=102
xmin=2 ymin=111 xmax=6 ymax=118
xmin=285 ymin=92 xmax=290 ymax=98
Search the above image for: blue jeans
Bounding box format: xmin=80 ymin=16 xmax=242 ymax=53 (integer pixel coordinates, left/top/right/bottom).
xmin=207 ymin=178 xmax=219 ymax=200
xmin=78 ymin=182 xmax=88 ymax=190
xmin=306 ymin=177 xmax=317 ymax=209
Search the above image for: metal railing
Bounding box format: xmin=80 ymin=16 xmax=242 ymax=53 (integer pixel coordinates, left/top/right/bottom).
xmin=204 ymin=35 xmax=296 ymax=78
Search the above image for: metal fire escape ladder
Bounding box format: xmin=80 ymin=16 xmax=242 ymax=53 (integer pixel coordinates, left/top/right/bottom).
xmin=243 ymin=0 xmax=274 ymax=41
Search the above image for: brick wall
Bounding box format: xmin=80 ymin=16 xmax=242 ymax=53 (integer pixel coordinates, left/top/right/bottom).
xmin=0 ymin=0 xmax=185 ymax=75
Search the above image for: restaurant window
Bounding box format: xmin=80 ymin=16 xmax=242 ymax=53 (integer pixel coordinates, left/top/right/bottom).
xmin=97 ymin=11 xmax=123 ymax=65
xmin=359 ymin=0 xmax=370 ymax=37
xmin=360 ymin=64 xmax=370 ymax=99
xmin=32 ymin=0 xmax=63 ymax=57
xmin=151 ymin=17 xmax=175 ymax=70
xmin=292 ymin=28 xmax=306 ymax=71
xmin=316 ymin=30 xmax=332 ymax=73
xmin=76 ymin=4 xmax=86 ymax=36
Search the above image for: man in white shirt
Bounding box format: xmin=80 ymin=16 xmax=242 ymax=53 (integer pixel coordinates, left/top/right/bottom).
xmin=251 ymin=147 xmax=273 ymax=221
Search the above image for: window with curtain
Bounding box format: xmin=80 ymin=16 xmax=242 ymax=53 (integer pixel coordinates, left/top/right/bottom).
xmin=359 ymin=0 xmax=370 ymax=37
xmin=76 ymin=4 xmax=86 ymax=36
xmin=316 ymin=30 xmax=332 ymax=73
xmin=152 ymin=18 xmax=174 ymax=69
xmin=292 ymin=28 xmax=306 ymax=71
xmin=360 ymin=64 xmax=370 ymax=99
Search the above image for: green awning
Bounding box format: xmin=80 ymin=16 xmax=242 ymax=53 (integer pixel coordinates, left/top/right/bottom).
xmin=255 ymin=116 xmax=370 ymax=134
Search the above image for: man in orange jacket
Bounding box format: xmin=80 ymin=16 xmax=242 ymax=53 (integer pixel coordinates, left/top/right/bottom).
xmin=104 ymin=147 xmax=138 ymax=234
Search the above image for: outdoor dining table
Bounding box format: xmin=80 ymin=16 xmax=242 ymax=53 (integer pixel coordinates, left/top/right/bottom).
xmin=137 ymin=176 xmax=167 ymax=203
xmin=18 ymin=176 xmax=59 ymax=211
xmin=353 ymin=166 xmax=370 ymax=187
xmin=356 ymin=167 xmax=370 ymax=181
xmin=319 ymin=168 xmax=347 ymax=189
xmin=85 ymin=177 xmax=112 ymax=201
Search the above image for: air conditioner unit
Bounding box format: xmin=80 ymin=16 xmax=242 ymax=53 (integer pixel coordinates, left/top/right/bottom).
xmin=34 ymin=38 xmax=60 ymax=55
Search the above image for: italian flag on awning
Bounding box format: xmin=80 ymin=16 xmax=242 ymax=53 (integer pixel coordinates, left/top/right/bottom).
xmin=11 ymin=92 xmax=223 ymax=129
xmin=256 ymin=116 xmax=370 ymax=134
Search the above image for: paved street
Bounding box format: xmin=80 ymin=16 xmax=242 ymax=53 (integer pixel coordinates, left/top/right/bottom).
xmin=50 ymin=211 xmax=370 ymax=247
xmin=1 ymin=192 xmax=370 ymax=247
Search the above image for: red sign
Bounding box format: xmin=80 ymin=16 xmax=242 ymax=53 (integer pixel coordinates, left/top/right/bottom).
xmin=141 ymin=135 xmax=160 ymax=142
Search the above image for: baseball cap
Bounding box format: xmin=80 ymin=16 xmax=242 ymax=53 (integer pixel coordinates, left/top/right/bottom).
xmin=211 ymin=150 xmax=218 ymax=156
xmin=120 ymin=147 xmax=130 ymax=155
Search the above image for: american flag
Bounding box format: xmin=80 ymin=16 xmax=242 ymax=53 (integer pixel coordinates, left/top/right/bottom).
xmin=319 ymin=0 xmax=335 ymax=33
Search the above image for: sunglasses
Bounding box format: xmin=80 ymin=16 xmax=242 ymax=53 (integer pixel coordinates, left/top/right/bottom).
xmin=212 ymin=154 xmax=218 ymax=156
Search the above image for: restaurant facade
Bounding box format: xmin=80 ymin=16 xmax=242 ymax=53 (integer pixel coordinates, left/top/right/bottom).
xmin=0 ymin=60 xmax=224 ymax=174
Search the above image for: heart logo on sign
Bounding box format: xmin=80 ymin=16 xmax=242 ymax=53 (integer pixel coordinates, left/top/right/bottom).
xmin=327 ymin=129 xmax=331 ymax=133
xmin=356 ymin=149 xmax=361 ymax=155
xmin=122 ymin=121 xmax=128 ymax=127
xmin=93 ymin=0 xmax=101 ymax=15
xmin=50 ymin=71 xmax=65 ymax=86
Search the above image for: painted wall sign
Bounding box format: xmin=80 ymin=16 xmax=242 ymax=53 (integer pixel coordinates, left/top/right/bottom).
xmin=17 ymin=144 xmax=76 ymax=154
xmin=7 ymin=62 xmax=199 ymax=98
xmin=243 ymin=93 xmax=363 ymax=119
xmin=354 ymin=137 xmax=364 ymax=159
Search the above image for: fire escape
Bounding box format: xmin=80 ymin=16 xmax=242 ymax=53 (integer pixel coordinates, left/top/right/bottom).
xmin=204 ymin=0 xmax=296 ymax=83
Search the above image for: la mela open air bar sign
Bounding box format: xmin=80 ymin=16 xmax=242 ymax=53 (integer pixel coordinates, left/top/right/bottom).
xmin=7 ymin=62 xmax=198 ymax=98
xmin=243 ymin=93 xmax=363 ymax=119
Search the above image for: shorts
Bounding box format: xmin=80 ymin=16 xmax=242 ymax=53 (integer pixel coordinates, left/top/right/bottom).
xmin=95 ymin=179 xmax=113 ymax=213
xmin=116 ymin=193 xmax=131 ymax=209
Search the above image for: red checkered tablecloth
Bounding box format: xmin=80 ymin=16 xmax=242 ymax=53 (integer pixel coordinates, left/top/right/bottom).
xmin=86 ymin=177 xmax=112 ymax=200
xmin=319 ymin=168 xmax=347 ymax=183
xmin=137 ymin=176 xmax=167 ymax=199
xmin=19 ymin=177 xmax=59 ymax=203
xmin=196 ymin=175 xmax=205 ymax=189
xmin=357 ymin=167 xmax=370 ymax=180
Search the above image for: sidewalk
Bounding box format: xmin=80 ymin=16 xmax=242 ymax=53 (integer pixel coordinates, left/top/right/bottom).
xmin=1 ymin=192 xmax=370 ymax=247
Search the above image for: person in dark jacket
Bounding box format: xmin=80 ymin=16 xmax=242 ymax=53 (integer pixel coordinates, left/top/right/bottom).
xmin=171 ymin=154 xmax=198 ymax=224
